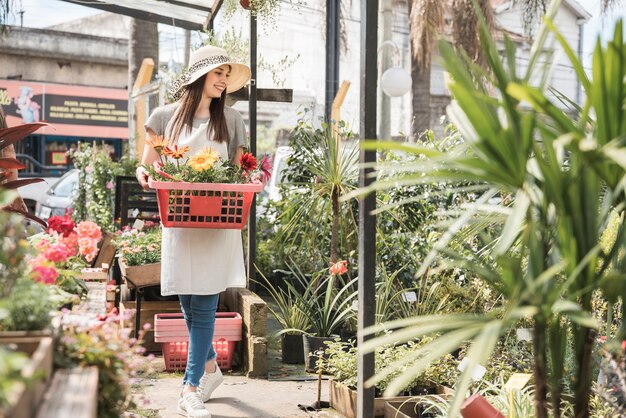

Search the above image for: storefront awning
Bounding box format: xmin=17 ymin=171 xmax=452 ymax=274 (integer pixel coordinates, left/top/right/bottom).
xmin=61 ymin=0 xmax=223 ymax=31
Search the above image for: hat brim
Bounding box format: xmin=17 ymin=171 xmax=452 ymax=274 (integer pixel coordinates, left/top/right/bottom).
xmin=169 ymin=62 xmax=251 ymax=101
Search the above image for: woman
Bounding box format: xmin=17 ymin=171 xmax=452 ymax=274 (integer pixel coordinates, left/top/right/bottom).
xmin=136 ymin=45 xmax=251 ymax=418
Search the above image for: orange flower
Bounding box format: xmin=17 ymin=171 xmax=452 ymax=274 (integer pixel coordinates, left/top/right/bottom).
xmin=163 ymin=144 xmax=190 ymax=160
xmin=146 ymin=134 xmax=168 ymax=154
xmin=329 ymin=260 xmax=348 ymax=276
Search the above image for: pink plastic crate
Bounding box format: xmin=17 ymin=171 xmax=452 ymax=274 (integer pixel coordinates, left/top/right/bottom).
xmin=154 ymin=312 xmax=242 ymax=371
xmin=162 ymin=339 xmax=236 ymax=371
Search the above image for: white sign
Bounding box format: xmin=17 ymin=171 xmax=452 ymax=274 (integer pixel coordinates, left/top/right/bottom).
xmin=402 ymin=291 xmax=417 ymax=303
xmin=458 ymin=357 xmax=487 ymax=381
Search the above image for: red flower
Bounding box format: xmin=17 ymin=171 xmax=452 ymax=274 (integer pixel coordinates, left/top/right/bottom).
xmin=260 ymin=154 xmax=273 ymax=180
xmin=47 ymin=215 xmax=75 ymax=237
xmin=240 ymin=152 xmax=258 ymax=172
xmin=329 ymin=260 xmax=348 ymax=276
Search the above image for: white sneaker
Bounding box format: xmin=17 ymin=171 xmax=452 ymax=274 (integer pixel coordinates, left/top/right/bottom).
xmin=198 ymin=366 xmax=224 ymax=402
xmin=177 ymin=391 xmax=212 ymax=418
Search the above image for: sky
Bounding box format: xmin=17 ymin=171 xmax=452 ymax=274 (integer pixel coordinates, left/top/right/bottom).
xmin=3 ymin=0 xmax=625 ymax=66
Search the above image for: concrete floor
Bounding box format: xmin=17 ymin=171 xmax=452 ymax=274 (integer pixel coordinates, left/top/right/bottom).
xmin=131 ymin=314 xmax=345 ymax=418
xmin=136 ymin=372 xmax=341 ymax=418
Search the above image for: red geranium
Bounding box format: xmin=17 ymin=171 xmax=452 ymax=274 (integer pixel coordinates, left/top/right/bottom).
xmin=240 ymin=152 xmax=258 ymax=172
xmin=47 ymin=215 xmax=75 ymax=237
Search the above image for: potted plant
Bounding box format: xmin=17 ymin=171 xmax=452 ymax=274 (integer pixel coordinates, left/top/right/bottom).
xmin=113 ymin=224 xmax=162 ymax=288
xmin=254 ymin=270 xmax=312 ymax=364
xmin=322 ymin=338 xmax=457 ymax=418
xmin=270 ymin=262 xmax=357 ymax=372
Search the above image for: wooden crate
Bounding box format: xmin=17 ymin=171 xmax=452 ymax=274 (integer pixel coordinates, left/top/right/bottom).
xmin=0 ymin=337 xmax=54 ymax=418
xmin=35 ymin=367 xmax=98 ymax=418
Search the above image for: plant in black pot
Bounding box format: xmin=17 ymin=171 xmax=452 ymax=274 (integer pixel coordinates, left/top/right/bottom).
xmin=287 ymin=262 xmax=358 ymax=372
xmin=254 ymin=269 xmax=312 ymax=364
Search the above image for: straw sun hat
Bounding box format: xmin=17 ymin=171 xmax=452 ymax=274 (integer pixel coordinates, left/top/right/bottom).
xmin=169 ymin=45 xmax=251 ymax=101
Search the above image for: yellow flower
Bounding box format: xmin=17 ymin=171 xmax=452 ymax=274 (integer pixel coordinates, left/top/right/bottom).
xmin=146 ymin=134 xmax=168 ymax=154
xmin=188 ymin=146 xmax=220 ymax=171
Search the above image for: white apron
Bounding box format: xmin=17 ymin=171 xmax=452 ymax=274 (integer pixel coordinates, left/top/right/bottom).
xmin=160 ymin=117 xmax=247 ymax=296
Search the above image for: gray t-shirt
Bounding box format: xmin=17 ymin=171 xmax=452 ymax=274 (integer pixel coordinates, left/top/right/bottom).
xmin=144 ymin=102 xmax=248 ymax=162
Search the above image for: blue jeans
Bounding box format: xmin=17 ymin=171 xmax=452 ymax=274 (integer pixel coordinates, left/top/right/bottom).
xmin=179 ymin=294 xmax=219 ymax=387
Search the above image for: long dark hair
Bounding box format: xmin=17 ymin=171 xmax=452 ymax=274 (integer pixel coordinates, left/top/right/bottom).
xmin=170 ymin=73 xmax=229 ymax=144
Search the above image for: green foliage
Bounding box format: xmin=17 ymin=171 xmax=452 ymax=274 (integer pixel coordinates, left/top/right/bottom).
xmin=112 ymin=226 xmax=161 ymax=266
xmin=144 ymin=158 xmax=244 ymax=184
xmin=0 ymin=277 xmax=54 ymax=331
xmin=69 ymin=143 xmax=137 ymax=231
xmin=267 ymin=118 xmax=359 ymax=272
xmin=0 ymin=347 xmax=29 ymax=409
xmin=0 ymin=203 xmax=32 ymax=298
xmin=55 ymin=322 xmax=148 ymax=418
xmin=360 ymin=7 xmax=626 ymax=416
xmin=254 ymin=269 xmax=311 ymax=335
xmin=322 ymin=337 xmax=458 ymax=396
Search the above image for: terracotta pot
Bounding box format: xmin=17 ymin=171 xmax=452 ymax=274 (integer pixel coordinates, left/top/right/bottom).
xmin=240 ymin=0 xmax=251 ymax=9
xmin=461 ymin=393 xmax=505 ymax=418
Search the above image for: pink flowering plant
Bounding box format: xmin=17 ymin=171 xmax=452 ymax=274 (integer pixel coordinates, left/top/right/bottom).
xmin=112 ymin=224 xmax=161 ymax=266
xmin=27 ymin=214 xmax=102 ymax=285
xmin=55 ymin=314 xmax=155 ymax=418
xmin=143 ymin=135 xmax=272 ymax=185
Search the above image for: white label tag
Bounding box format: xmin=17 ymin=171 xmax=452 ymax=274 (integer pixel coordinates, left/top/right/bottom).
xmin=131 ymin=208 xmax=140 ymax=219
xmin=132 ymin=219 xmax=145 ymax=230
xmin=516 ymin=328 xmax=533 ymax=342
xmin=458 ymin=357 xmax=487 ymax=381
xmin=351 ymin=300 xmax=359 ymax=311
xmin=402 ymin=291 xmax=417 ymax=303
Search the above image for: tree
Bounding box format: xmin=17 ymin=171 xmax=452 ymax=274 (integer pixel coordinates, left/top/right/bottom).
xmin=406 ymin=0 xmax=619 ymax=137
xmin=128 ymin=18 xmax=159 ymax=90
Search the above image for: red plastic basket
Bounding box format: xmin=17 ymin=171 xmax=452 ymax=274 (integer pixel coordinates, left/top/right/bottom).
xmin=148 ymin=178 xmax=263 ymax=229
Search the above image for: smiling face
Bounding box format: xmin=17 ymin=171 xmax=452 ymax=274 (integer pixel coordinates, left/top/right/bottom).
xmin=203 ymin=64 xmax=231 ymax=99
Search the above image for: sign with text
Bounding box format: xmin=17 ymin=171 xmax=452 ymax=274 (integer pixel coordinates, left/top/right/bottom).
xmin=0 ymin=79 xmax=128 ymax=139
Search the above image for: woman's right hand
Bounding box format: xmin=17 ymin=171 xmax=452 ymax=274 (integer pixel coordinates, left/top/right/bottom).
xmin=136 ymin=166 xmax=149 ymax=190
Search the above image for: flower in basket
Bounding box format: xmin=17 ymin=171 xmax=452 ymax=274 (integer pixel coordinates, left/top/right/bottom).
xmin=143 ymin=137 xmax=273 ymax=185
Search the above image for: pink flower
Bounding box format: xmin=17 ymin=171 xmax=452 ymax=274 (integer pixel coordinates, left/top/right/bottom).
xmin=43 ymin=244 xmax=69 ymax=263
xmin=61 ymin=233 xmax=79 ymax=257
xmin=106 ymin=181 xmax=114 ymax=190
xmin=250 ymin=172 xmax=264 ymax=184
xmin=35 ymin=238 xmax=52 ymax=252
xmin=260 ymin=154 xmax=273 ymax=181
xmin=78 ymin=237 xmax=99 ymax=262
xmin=329 ymin=260 xmax=348 ymax=276
xmin=31 ymin=264 xmax=59 ymax=284
xmin=76 ymin=221 xmax=102 ymax=242
xmin=85 ymin=165 xmax=93 ymax=173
